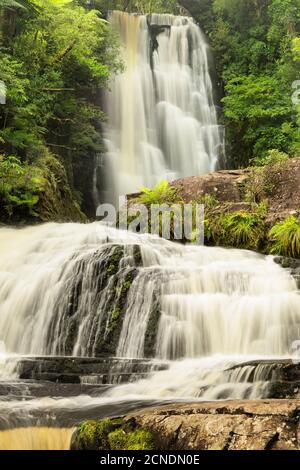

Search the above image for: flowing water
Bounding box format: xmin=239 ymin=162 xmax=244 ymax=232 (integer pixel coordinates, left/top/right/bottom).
xmin=0 ymin=222 xmax=299 ymax=448
xmin=0 ymin=13 xmax=297 ymax=450
xmin=96 ymin=11 xmax=224 ymax=203
xmin=0 ymin=428 xmax=74 ymax=450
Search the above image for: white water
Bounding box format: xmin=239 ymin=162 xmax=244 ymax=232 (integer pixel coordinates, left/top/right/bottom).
xmin=0 ymin=221 xmax=299 ymax=403
xmin=0 ymin=223 xmax=299 ymax=361
xmin=0 ymin=221 xmax=300 ymax=442
xmin=99 ymin=12 xmax=224 ymax=203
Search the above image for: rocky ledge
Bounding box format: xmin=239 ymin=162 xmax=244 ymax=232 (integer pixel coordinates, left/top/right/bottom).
xmin=171 ymin=158 xmax=300 ymax=226
xmin=127 ymin=158 xmax=300 ymax=256
xmin=72 ymin=400 xmax=300 ymax=451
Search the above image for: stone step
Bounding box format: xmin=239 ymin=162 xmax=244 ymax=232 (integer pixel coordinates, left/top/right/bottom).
xmin=5 ymin=356 xmax=169 ymax=385
xmin=0 ymin=381 xmax=111 ymax=400
xmin=227 ymin=359 xmax=300 ymax=398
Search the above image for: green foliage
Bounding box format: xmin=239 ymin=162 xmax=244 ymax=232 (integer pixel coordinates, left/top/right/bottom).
xmin=74 ymin=418 xmax=155 ymax=451
xmin=138 ymin=180 xmax=179 ymax=205
xmin=221 ymin=211 xmax=265 ymax=249
xmin=200 ymin=193 xmax=219 ymax=209
xmin=269 ymin=216 xmax=300 ymax=257
xmin=76 ymin=419 xmax=116 ymax=450
xmin=194 ymin=0 xmax=300 ymax=166
xmin=206 ymin=209 xmax=266 ymax=250
xmin=245 ymin=150 xmax=290 ymax=204
xmin=223 ymin=75 xmax=292 ymax=160
xmin=107 ymin=307 xmax=121 ymax=334
xmin=251 ymin=149 xmax=290 ymax=167
xmin=0 ymin=0 xmax=38 ymax=11
xmin=94 ymin=0 xmax=179 ymax=15
xmin=0 ymin=154 xmax=44 ymax=218
xmin=0 ymin=0 xmax=121 ymax=222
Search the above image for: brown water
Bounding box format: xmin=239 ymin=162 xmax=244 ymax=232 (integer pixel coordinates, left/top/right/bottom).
xmin=0 ymin=427 xmax=74 ymax=450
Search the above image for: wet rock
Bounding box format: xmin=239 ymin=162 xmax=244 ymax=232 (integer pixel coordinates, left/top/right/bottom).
xmin=143 ymin=296 xmax=161 ymax=358
xmin=44 ymin=244 xmax=145 ymax=357
xmin=12 ymin=356 xmax=168 ymax=385
xmin=274 ymin=256 xmax=300 ymax=288
xmin=0 ymin=381 xmax=110 ymax=399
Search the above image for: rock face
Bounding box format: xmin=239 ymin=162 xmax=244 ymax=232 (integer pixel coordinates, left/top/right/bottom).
xmin=274 ymin=257 xmax=300 ymax=289
xmin=171 ymin=158 xmax=300 ymax=226
xmin=117 ymin=400 xmax=300 ymax=450
xmin=172 ymin=169 xmax=248 ymax=205
xmin=12 ymin=356 xmax=167 ymax=385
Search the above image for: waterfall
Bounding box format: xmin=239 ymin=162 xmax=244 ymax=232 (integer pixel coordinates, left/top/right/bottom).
xmin=0 ymin=223 xmax=299 ymax=360
xmin=0 ymin=222 xmax=300 ymax=432
xmin=0 ymin=222 xmax=300 ymax=410
xmin=101 ymin=11 xmax=224 ymax=203
xmin=0 ymin=428 xmax=74 ymax=450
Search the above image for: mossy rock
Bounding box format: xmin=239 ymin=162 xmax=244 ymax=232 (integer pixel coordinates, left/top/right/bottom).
xmin=71 ymin=418 xmax=120 ymax=450
xmin=71 ymin=418 xmax=155 ymax=451
xmin=144 ymin=297 xmax=161 ymax=357
xmin=109 ymin=428 xmax=155 ymax=450
xmin=95 ymin=268 xmax=137 ymax=356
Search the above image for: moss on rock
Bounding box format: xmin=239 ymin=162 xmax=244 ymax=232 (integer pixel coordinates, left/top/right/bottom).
xmin=35 ymin=152 xmax=86 ymax=223
xmin=72 ymin=419 xmax=116 ymax=450
xmin=144 ymin=297 xmax=161 ymax=358
xmin=109 ymin=428 xmax=155 ymax=450
xmin=72 ymin=418 xmax=155 ymax=451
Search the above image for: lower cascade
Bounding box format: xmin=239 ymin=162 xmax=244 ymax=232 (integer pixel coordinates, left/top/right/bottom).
xmin=0 ymin=428 xmax=74 ymax=451
xmin=0 ymin=222 xmax=300 ymax=448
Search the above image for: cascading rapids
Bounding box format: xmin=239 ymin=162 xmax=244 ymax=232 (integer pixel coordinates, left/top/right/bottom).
xmin=0 ymin=223 xmax=300 ymax=362
xmin=96 ymin=12 xmax=224 ymax=204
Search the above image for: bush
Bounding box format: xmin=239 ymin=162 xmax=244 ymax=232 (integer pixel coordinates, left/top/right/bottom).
xmin=251 ymin=149 xmax=289 ymax=167
xmin=0 ymin=154 xmax=45 ymax=219
xmin=245 ymin=151 xmax=289 ymax=203
xmin=269 ymin=216 xmax=300 ymax=258
xmin=138 ymin=180 xmax=180 ymax=205
xmin=208 ymin=210 xmax=266 ymax=250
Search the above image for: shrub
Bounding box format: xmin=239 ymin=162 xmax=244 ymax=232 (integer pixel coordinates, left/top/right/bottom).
xmin=269 ymin=216 xmax=300 ymax=258
xmin=0 ymin=155 xmax=45 ymax=219
xmin=200 ymin=193 xmax=219 ymax=209
xmin=222 ymin=211 xmax=265 ymax=249
xmin=251 ymin=149 xmax=289 ymax=167
xmin=244 ymin=167 xmax=266 ymax=203
xmin=208 ymin=210 xmax=265 ymax=250
xmin=138 ymin=180 xmax=180 ymax=205
xmin=245 ymin=150 xmax=289 ymax=203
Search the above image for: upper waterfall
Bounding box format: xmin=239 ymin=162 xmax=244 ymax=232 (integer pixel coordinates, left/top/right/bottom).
xmin=98 ymin=11 xmax=224 ymax=203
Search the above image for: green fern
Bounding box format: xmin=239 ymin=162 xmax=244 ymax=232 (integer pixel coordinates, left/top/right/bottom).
xmin=219 ymin=211 xmax=265 ymax=250
xmin=0 ymin=0 xmax=38 ymax=11
xmin=269 ymin=216 xmax=300 ymax=258
xmin=138 ymin=180 xmax=179 ymax=205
